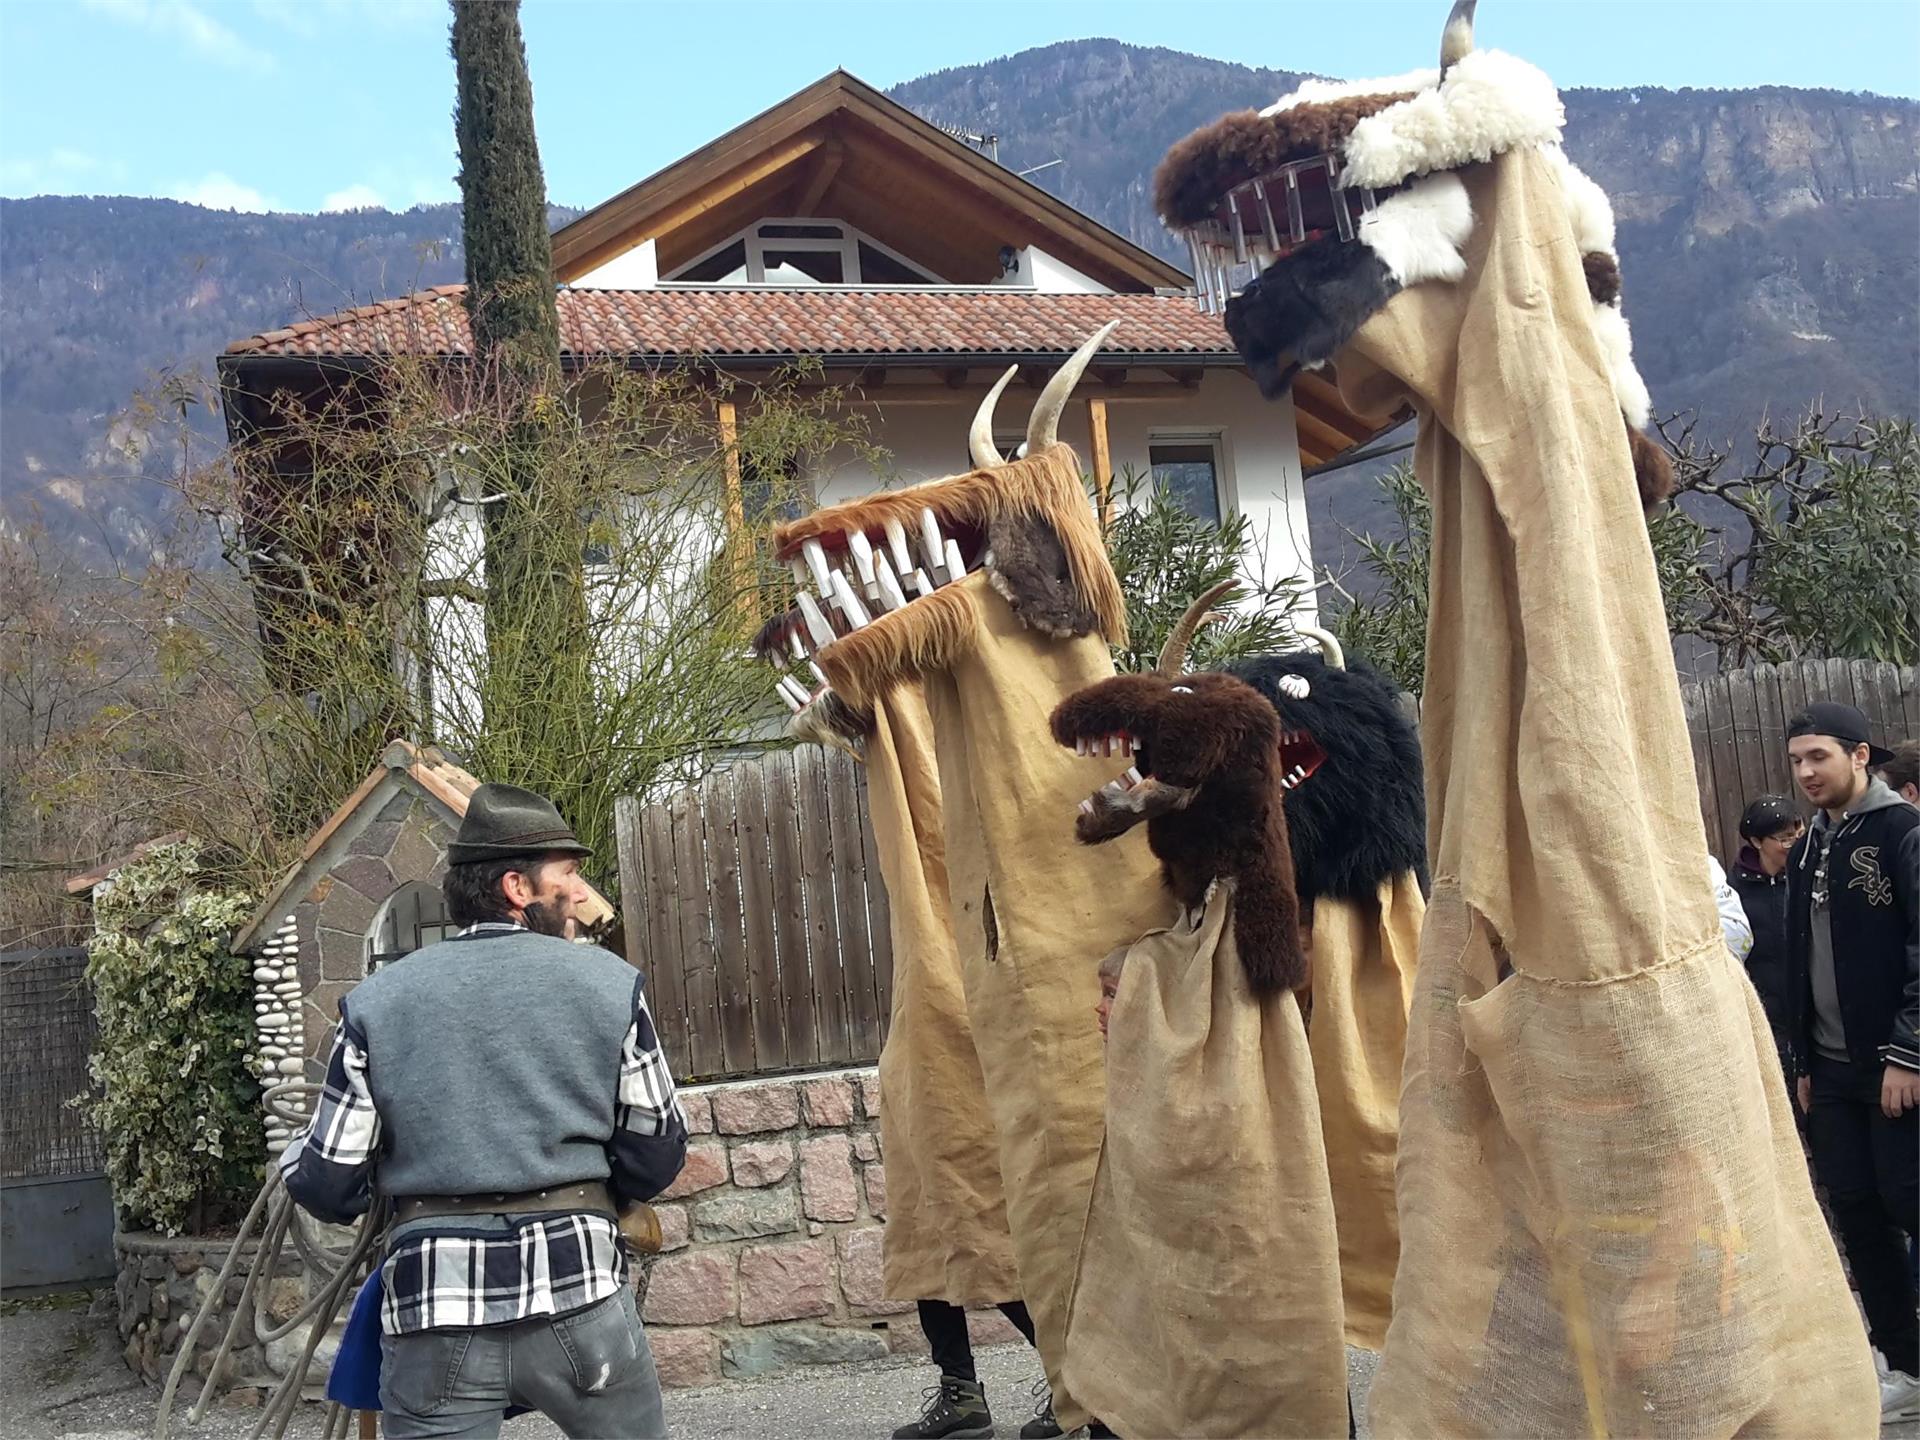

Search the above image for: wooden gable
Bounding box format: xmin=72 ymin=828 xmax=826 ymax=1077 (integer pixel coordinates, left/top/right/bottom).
xmin=551 ymin=71 xmax=1188 ymax=293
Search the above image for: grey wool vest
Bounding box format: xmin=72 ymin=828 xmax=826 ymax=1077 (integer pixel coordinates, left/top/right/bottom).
xmin=342 ymin=931 xmax=642 ymax=1199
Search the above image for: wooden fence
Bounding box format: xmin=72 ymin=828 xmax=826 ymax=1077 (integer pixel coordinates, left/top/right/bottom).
xmin=1 ymin=947 xmax=104 ymax=1180
xmin=615 ymin=747 xmax=892 ymax=1083
xmin=622 ymin=657 xmax=1917 ymax=1083
xmin=1683 ymin=658 xmax=1918 ymax=866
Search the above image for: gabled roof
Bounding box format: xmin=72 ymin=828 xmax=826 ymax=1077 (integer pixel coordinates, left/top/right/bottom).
xmin=229 ymin=740 xmax=614 ymax=953
xmin=549 ymin=70 xmax=1189 ymax=293
xmin=65 ymin=832 xmax=191 ymax=897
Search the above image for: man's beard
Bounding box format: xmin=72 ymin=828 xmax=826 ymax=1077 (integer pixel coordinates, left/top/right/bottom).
xmin=521 ymin=900 xmax=573 ymax=939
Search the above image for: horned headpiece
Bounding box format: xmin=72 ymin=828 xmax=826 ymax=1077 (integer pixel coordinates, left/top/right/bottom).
xmin=1155 ymin=0 xmax=1672 ymax=507
xmin=754 ymin=326 xmax=1128 ymax=727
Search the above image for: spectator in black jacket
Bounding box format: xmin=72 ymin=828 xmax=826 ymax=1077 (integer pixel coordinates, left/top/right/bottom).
xmin=1730 ymin=795 xmax=1803 ymax=1073
xmin=1784 ymin=703 xmax=1920 ymax=1422
xmin=1881 ymin=739 xmax=1919 ymax=807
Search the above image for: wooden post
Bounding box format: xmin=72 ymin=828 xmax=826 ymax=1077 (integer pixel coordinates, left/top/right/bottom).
xmin=1086 ymin=395 xmax=1112 ymax=525
xmin=716 ymin=399 xmax=750 ymax=617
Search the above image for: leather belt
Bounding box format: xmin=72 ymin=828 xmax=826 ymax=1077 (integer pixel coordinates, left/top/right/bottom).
xmin=392 ymin=1181 xmax=616 ymax=1226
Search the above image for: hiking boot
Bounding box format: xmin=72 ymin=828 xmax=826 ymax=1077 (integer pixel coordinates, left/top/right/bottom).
xmin=893 ymin=1376 xmax=993 ymax=1439
xmin=1883 ymin=1368 xmax=1920 ymax=1423
xmin=1019 ymin=1377 xmax=1063 ymax=1439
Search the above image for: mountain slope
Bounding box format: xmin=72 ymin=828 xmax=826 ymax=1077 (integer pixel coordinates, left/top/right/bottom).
xmin=2 ymin=40 xmax=1913 ymax=570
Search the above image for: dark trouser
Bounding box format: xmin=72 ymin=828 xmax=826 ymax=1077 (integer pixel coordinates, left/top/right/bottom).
xmin=378 ymin=1287 xmax=664 ymax=1439
xmin=1807 ymin=1052 xmax=1920 ymax=1376
xmin=918 ymin=1298 xmax=1036 ymax=1382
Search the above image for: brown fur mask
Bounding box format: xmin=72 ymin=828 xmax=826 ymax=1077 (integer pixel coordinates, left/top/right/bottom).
xmin=1048 ymin=671 xmax=1305 ymax=994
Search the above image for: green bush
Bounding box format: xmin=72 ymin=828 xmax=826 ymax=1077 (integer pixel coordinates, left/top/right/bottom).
xmin=83 ymin=840 xmax=263 ymax=1234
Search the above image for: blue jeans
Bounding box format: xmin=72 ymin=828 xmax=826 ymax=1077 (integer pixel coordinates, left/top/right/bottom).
xmin=378 ymin=1286 xmax=665 ymax=1438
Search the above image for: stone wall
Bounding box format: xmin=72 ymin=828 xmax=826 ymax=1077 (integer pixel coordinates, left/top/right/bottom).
xmin=642 ymin=1065 xmax=1022 ymax=1389
xmin=113 ymin=1230 xmax=329 ymax=1407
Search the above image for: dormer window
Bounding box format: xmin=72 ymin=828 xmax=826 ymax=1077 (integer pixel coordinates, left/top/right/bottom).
xmin=666 ymin=219 xmax=942 ymax=287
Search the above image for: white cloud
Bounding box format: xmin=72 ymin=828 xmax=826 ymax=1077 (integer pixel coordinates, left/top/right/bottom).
xmin=321 ymin=183 xmax=387 ymax=212
xmin=0 ymin=148 xmax=129 ymax=194
xmin=81 ymin=0 xmax=277 ymax=72
xmin=170 ymin=172 xmax=276 ymax=212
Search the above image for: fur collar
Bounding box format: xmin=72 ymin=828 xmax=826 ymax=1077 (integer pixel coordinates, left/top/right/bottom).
xmin=1338 ymin=50 xmax=1565 ymax=189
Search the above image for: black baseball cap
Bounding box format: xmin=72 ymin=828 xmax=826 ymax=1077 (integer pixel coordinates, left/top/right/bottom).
xmin=1738 ymin=795 xmax=1801 ymax=839
xmin=1786 ymin=702 xmax=1895 ymax=768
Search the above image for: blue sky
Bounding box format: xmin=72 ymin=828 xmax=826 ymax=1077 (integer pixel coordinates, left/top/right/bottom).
xmin=2 ymin=0 xmax=1915 ymax=214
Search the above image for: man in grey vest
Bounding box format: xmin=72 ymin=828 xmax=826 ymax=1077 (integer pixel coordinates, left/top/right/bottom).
xmin=280 ymin=783 xmax=688 ymax=1438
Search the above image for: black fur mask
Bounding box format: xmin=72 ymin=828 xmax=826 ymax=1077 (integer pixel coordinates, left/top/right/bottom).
xmin=1224 ymin=240 xmax=1398 ymax=400
xmin=1219 ymin=650 xmax=1426 ymax=904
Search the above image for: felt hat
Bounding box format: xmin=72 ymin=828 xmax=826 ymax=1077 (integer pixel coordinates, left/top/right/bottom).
xmin=446 ymin=783 xmax=592 ymax=866
xmin=1787 ymin=702 xmax=1895 ymax=768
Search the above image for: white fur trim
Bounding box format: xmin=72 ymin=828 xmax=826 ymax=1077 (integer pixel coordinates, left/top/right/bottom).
xmin=1340 ymin=50 xmax=1565 ymax=189
xmin=1544 ymin=146 xmax=1617 ymax=256
xmin=1591 ymin=302 xmax=1650 ymax=428
xmin=1357 ymin=172 xmax=1473 ymax=287
xmin=1261 ymin=69 xmax=1437 ymax=117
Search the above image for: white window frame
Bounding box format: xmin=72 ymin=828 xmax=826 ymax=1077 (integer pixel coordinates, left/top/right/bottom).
xmin=1147 ymin=431 xmax=1236 ymax=522
xmin=664 ymin=218 xmax=943 ymax=286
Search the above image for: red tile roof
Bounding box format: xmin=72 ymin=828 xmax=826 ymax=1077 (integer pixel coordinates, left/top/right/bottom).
xmin=224 ymin=285 xmax=1236 ymax=363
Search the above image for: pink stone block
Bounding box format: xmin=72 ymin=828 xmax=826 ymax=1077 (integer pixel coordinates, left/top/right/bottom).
xmin=736 ymin=1240 xmax=834 ymax=1325
xmin=798 ymin=1135 xmax=858 ymax=1223
xmin=658 ymin=1143 xmax=727 ymax=1200
xmin=851 ymin=1132 xmax=880 ymax=1163
xmin=858 ymin=1071 xmax=882 ymax=1118
xmin=712 ymin=1081 xmax=801 ymax=1135
xmin=655 ymin=1204 xmax=689 ymax=1252
xmin=642 ymin=1251 xmax=735 ymax=1326
xmin=801 ymin=1075 xmax=854 ymax=1127
xmin=730 ymin=1139 xmax=795 ymax=1188
xmin=681 ymin=1092 xmax=714 ymax=1135
xmin=838 ymin=1225 xmax=911 ymax=1315
xmin=646 ymin=1328 xmax=718 ymax=1389
xmin=967 ymin=1307 xmax=1023 ymax=1347
xmin=864 ymin=1164 xmax=887 ymax=1218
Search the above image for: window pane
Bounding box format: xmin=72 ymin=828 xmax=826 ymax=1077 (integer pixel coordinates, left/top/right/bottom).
xmin=677 ymin=238 xmax=747 ymax=282
xmin=858 ymin=242 xmax=934 ymax=285
xmin=1149 ymin=442 xmax=1221 ymax=523
xmin=742 ymin=454 xmax=809 ymax=523
xmin=760 ymin=223 xmax=843 ymax=239
xmin=760 ymin=248 xmax=843 ymax=285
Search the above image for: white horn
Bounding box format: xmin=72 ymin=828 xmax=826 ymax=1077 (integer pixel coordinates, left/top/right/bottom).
xmin=969 ymin=365 xmax=1018 ymax=469
xmin=1025 ymin=321 xmax=1119 ymax=454
xmin=1440 ymin=0 xmax=1476 ymax=75
xmin=1296 ymin=624 xmax=1345 ymax=670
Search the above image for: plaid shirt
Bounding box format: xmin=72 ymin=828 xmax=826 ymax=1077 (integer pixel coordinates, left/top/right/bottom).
xmin=278 ymin=922 xmax=684 ymax=1334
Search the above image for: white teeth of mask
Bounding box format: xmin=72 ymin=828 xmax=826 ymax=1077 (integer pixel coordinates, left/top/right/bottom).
xmin=1125 ymin=766 xmax=1143 ymax=786
xmin=919 ymin=509 xmax=946 ymax=579
xmin=796 ymin=592 xmax=837 ymax=649
xmin=802 ymin=539 xmax=833 ymax=597
xmin=829 ymin=571 xmax=872 ymax=628
xmin=873 ymin=553 xmax=909 ymax=612
xmin=848 ymin=532 xmax=878 ymax=595
xmin=943 ymin=538 xmax=967 ymax=582
xmin=909 ymin=568 xmax=936 ymax=597
xmin=884 ymin=518 xmax=914 ymax=577
xmin=1079 ymin=798 xmax=1095 ymax=816
xmin=1075 ymin=737 xmax=1088 ymax=756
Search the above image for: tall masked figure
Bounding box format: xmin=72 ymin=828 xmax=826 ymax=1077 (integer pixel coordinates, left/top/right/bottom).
xmin=757 ymin=331 xmax=1174 ymax=1432
xmin=1154 ymin=4 xmax=1877 ymax=1434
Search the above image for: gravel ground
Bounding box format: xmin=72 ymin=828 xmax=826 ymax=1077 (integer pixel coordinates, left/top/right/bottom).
xmin=4 ymin=1288 xmax=1912 ymax=1439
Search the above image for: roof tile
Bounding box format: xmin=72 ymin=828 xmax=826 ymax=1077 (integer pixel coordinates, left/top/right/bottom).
xmin=225 ymin=286 xmax=1234 ymax=362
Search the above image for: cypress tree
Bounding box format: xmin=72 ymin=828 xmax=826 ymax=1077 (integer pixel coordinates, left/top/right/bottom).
xmin=450 ymin=0 xmax=561 ymax=379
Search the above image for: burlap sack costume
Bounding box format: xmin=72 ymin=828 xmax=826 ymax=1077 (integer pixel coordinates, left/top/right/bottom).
xmin=1343 ymin=142 xmax=1877 ymax=1437
xmin=863 ymin=685 xmax=1023 ymax=1304
xmin=776 ymin=415 xmax=1173 ymax=1429
xmin=1307 ymin=873 xmax=1421 ymax=1351
xmin=1066 ymin=882 xmax=1349 ymax=1438
xmin=1154 ymin=13 xmax=1877 ymax=1432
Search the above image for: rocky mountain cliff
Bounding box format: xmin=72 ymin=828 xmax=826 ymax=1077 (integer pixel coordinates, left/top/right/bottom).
xmin=3 ymin=39 xmax=1914 ymax=567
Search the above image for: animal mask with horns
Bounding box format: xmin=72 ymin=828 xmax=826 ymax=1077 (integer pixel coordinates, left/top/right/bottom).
xmin=1153 ymin=0 xmax=1673 ymax=509
xmin=1047 ymin=583 xmax=1307 ymax=994
xmin=753 ymin=325 xmax=1130 ymax=724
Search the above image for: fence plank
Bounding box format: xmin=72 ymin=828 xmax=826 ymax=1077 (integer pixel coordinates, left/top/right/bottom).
xmin=1681 ymin=678 xmax=1721 ymax=856
xmin=826 ymin=750 xmax=883 ymax=1060
xmin=1725 ymin=664 xmax=1768 ymax=854
xmin=1702 ymin=676 xmax=1748 ymax=863
xmin=858 ymin=767 xmax=895 ymax=1035
xmin=794 ymin=746 xmax=851 ymax=1065
xmin=1751 ymin=663 xmax=1795 ymax=805
xmin=671 ymin=790 xmax=723 ymax=1080
xmin=763 ymin=752 xmax=816 ymax=1071
xmin=1898 ymin=662 xmax=1920 ymax=737
xmin=614 ymin=796 xmax=650 ymax=976
xmin=1872 ymin=662 xmax=1908 ymax=749
xmin=703 ymin=770 xmax=755 ymax=1076
xmin=638 ymin=799 xmax=689 ymax=1068
xmin=733 ymin=762 xmax=789 ymax=1072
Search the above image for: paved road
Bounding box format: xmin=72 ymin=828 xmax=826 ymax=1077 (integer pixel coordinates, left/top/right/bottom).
xmin=5 ymin=1290 xmax=1912 ymax=1439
